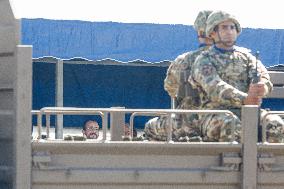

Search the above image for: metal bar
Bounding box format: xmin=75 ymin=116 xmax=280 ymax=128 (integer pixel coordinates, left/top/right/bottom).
xmin=129 ymin=110 xmax=235 ymax=143
xmin=129 ymin=112 xmax=167 ymax=140
xmin=46 ymin=113 xmax=50 ymax=139
xmin=167 ymin=114 xmax=173 ymax=143
xmin=40 ymin=107 xmax=236 ymax=141
xmin=31 ymin=110 xmax=42 ymax=139
xmin=41 ymin=107 xmax=234 ymax=114
xmin=39 ymin=108 xmax=104 ymax=140
xmin=110 ymin=107 xmax=125 ymax=141
xmin=102 ymin=112 xmax=107 ymax=141
xmin=55 ymin=59 xmax=64 ymax=139
xmin=242 ymin=105 xmax=258 ymax=189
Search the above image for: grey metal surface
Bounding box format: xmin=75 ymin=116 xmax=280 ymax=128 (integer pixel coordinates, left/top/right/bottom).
xmin=31 ymin=106 xmax=284 ymax=189
xmin=266 ymin=71 xmax=284 ymax=98
xmin=242 ymin=106 xmax=258 ymax=189
xmin=14 ymin=45 xmax=32 ymax=189
xmin=0 ymin=2 xmax=31 ymax=189
xmin=110 ymin=107 xmax=125 ymax=141
xmin=55 ymin=59 xmax=64 ymax=139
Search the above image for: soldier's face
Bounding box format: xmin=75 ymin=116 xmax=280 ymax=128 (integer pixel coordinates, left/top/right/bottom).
xmin=212 ymin=20 xmax=238 ymax=48
xmin=83 ymin=121 xmax=99 ymax=139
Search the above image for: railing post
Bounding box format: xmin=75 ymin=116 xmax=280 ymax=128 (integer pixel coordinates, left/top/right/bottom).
xmin=102 ymin=112 xmax=108 ymax=141
xmin=110 ymin=107 xmax=125 ymax=141
xmin=242 ymin=105 xmax=259 ymax=189
xmin=55 ymin=59 xmax=63 ymax=139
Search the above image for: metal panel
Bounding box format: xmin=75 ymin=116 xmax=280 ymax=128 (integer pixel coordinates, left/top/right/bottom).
xmin=266 ymin=87 xmax=284 ymax=98
xmin=110 ymin=107 xmax=125 ymax=141
xmin=14 ymin=45 xmax=32 ymax=189
xmin=242 ymin=105 xmax=258 ymax=189
xmin=268 ymin=71 xmax=284 ymax=85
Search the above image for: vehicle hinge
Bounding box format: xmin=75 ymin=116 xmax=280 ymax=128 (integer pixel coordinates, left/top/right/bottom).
xmin=258 ymin=153 xmax=275 ymax=172
xmin=32 ymin=151 xmax=51 ymax=169
xmin=210 ymin=152 xmax=241 ymax=171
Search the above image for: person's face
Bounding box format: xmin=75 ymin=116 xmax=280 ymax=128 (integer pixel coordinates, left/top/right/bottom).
xmin=124 ymin=124 xmax=130 ymax=136
xmin=211 ymin=20 xmax=238 ymax=49
xmin=83 ymin=121 xmax=99 ymax=139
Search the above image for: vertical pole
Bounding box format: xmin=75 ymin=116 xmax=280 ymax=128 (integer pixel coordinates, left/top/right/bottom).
xmin=36 ymin=111 xmax=42 ymax=139
xmin=168 ymin=97 xmax=176 ymax=142
xmin=46 ymin=114 xmax=50 ymax=139
xmin=102 ymin=112 xmax=108 ymax=141
xmin=242 ymin=105 xmax=258 ymax=189
xmin=110 ymin=107 xmax=125 ymax=141
xmin=55 ymin=59 xmax=63 ymax=139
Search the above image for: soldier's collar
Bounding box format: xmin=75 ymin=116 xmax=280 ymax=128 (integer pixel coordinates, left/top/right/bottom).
xmin=213 ymin=45 xmax=236 ymax=53
xmin=199 ymin=43 xmax=207 ymax=48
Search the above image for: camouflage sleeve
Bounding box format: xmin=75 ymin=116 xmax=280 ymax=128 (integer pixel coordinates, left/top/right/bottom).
xmin=164 ymin=61 xmax=179 ymax=97
xmin=164 ymin=54 xmax=186 ymax=97
xmin=250 ymin=57 xmax=273 ymax=96
xmin=191 ymin=55 xmax=248 ymax=107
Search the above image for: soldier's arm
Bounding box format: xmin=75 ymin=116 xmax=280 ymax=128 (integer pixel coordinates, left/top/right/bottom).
xmin=252 ymin=58 xmax=273 ymax=97
xmin=191 ymin=56 xmax=247 ymax=107
xmin=164 ymin=62 xmax=179 ymax=98
xmin=164 ymin=54 xmax=186 ymax=97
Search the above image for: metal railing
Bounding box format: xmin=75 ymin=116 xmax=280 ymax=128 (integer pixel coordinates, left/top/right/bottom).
xmin=31 ymin=107 xmax=284 ymax=143
xmin=33 ymin=107 xmax=236 ymax=142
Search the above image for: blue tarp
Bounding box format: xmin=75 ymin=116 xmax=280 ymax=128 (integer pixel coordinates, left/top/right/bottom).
xmin=22 ymin=18 xmax=284 ymax=66
xmin=24 ymin=19 xmax=284 ymax=128
xmin=32 ymin=61 xmax=169 ymax=128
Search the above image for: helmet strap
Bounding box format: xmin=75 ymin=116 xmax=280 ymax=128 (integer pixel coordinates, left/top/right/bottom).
xmin=214 ymin=31 xmax=236 ymax=48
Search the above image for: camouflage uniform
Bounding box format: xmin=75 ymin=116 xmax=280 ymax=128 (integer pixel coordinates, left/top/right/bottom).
xmin=189 ymin=11 xmax=284 ymax=142
xmin=144 ymin=11 xmax=212 ymax=142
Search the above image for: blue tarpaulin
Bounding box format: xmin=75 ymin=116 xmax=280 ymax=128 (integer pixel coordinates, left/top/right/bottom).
xmin=23 ymin=19 xmax=284 ymax=128
xmin=22 ymin=18 xmax=284 ymax=66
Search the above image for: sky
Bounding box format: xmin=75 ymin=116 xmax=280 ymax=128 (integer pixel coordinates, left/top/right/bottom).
xmin=9 ymin=0 xmax=284 ymax=29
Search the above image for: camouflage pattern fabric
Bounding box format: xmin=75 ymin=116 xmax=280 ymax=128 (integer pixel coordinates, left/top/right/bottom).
xmin=205 ymin=10 xmax=241 ymax=37
xmin=64 ymin=135 xmax=86 ymax=141
xmin=198 ymin=112 xmax=241 ymax=142
xmin=144 ymin=115 xmax=201 ymax=142
xmin=164 ymin=46 xmax=209 ymax=107
xmin=144 ymin=10 xmax=214 ymax=142
xmin=261 ymin=110 xmax=284 ymax=143
xmin=190 ymin=45 xmax=284 ymax=142
xmin=193 ymin=10 xmax=213 ymax=34
xmin=145 ymin=46 xmax=209 ymax=142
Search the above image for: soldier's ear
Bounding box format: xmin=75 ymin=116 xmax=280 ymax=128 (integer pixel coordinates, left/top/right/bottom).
xmin=82 ymin=130 xmax=86 ymax=135
xmin=209 ymin=32 xmax=217 ymax=41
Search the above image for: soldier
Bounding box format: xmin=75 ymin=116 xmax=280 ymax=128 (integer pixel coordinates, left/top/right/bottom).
xmin=144 ymin=10 xmax=213 ymax=141
xmin=190 ymin=10 xmax=284 ymax=142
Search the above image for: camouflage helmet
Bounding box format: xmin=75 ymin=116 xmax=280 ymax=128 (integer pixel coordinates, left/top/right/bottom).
xmin=193 ymin=10 xmax=213 ymax=33
xmin=206 ymin=11 xmax=241 ymax=37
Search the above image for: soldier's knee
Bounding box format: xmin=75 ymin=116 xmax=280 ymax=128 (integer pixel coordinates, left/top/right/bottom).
xmin=263 ymin=114 xmax=284 ymax=143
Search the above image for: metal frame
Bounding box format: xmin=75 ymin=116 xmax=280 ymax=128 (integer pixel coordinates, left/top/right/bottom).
xmin=36 ymin=107 xmax=236 ymax=142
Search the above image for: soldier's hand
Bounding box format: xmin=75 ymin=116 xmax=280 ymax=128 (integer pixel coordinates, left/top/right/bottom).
xmin=248 ymin=82 xmax=266 ymax=97
xmin=243 ymin=96 xmax=262 ymax=105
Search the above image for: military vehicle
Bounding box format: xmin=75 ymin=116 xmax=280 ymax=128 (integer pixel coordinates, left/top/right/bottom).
xmin=1 ymin=1 xmax=284 ymax=189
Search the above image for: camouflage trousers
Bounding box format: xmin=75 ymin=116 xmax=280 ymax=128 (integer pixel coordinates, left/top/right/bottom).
xmin=261 ymin=109 xmax=284 ymax=143
xmin=144 ymin=109 xmax=284 ymax=143
xmin=144 ymin=114 xmax=201 ymax=142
